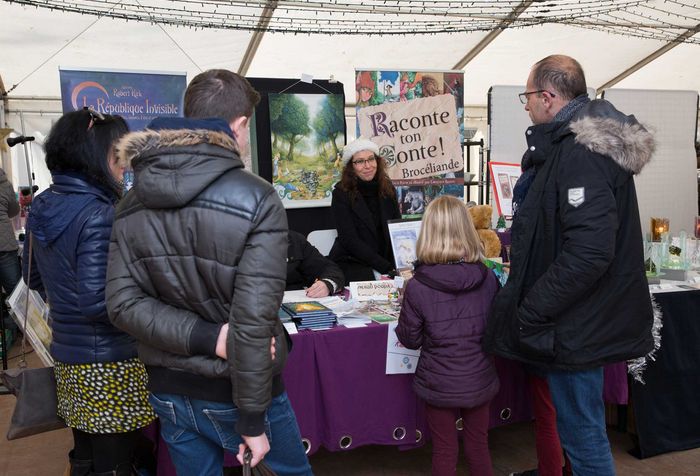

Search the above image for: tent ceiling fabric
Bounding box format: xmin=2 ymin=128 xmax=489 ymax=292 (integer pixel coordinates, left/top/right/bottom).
xmin=0 ymin=1 xmax=698 ymax=106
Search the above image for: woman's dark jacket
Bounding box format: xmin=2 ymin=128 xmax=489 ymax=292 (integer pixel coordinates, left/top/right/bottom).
xmin=397 ymin=262 xmax=499 ymax=408
xmin=328 ymin=182 xmax=401 ymax=281
xmin=287 ymin=230 xmax=344 ymax=293
xmin=23 ymin=173 xmax=137 ymax=364
xmin=483 ymin=99 xmax=655 ymax=370
xmin=106 ymin=122 xmax=288 ymax=436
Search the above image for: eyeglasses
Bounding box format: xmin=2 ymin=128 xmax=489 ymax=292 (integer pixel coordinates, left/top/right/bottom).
xmin=84 ymin=106 xmax=106 ymax=131
xmin=518 ymin=90 xmax=556 ymax=104
xmin=352 ymin=156 xmax=376 ymax=167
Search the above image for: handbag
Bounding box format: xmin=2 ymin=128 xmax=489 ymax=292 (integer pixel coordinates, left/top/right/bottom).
xmin=1 ymin=366 xmax=65 ymax=439
xmin=0 ymin=232 xmax=66 ymax=440
xmin=242 ymin=448 xmax=278 ymax=476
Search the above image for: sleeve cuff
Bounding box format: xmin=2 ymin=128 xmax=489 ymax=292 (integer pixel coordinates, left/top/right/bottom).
xmin=189 ymin=320 xmax=223 ymax=357
xmin=236 ymin=410 xmax=266 ymax=436
xmin=321 ymin=278 xmax=337 ymax=294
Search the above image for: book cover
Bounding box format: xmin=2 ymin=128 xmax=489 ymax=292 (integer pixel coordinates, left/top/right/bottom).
xmin=282 ymin=301 xmax=333 ymax=316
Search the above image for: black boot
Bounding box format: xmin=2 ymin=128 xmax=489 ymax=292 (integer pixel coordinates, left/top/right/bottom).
xmin=68 ymin=450 xmax=92 ymax=476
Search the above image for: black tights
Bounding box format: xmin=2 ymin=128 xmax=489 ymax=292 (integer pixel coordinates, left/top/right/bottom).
xmin=72 ymin=428 xmax=136 ymax=472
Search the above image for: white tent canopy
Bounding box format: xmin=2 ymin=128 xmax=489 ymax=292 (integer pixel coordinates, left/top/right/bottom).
xmin=1 ymin=1 xmax=699 ymax=105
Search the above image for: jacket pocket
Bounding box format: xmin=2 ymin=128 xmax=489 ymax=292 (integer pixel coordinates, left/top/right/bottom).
xmin=517 ymin=308 xmax=555 ymax=359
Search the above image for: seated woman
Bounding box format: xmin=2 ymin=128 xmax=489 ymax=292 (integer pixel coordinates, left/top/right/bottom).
xmin=329 ymin=138 xmax=401 ymax=283
xmin=287 ymin=230 xmax=344 ymax=297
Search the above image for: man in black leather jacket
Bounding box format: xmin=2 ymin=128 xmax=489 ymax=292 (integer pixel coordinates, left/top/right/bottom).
xmin=106 ymin=70 xmax=311 ymax=475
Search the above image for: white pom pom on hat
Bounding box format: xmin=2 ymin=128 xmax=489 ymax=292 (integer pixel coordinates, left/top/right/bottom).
xmin=342 ymin=137 xmax=380 ymax=165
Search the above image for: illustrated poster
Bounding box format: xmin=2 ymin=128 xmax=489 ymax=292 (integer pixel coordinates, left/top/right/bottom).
xmin=355 ymin=69 xmax=465 ymax=217
xmin=269 ymin=93 xmax=345 ymax=208
xmin=386 ymin=322 xmax=420 ymax=374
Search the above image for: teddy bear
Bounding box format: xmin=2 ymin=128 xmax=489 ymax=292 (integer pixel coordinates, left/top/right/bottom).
xmin=468 ymin=204 xmax=502 ymax=258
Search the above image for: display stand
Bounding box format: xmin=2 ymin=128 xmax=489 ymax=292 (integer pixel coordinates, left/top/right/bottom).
xmin=464 ymin=138 xmax=485 ymax=203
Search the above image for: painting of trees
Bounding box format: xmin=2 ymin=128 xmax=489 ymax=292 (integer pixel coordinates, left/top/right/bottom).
xmin=313 ymin=94 xmax=345 ymax=158
xmin=268 ymin=92 xmax=345 ymax=208
xmin=269 ymin=94 xmax=311 ymax=161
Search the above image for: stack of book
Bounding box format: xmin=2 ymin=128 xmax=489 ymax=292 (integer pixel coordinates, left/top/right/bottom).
xmin=280 ymin=301 xmax=337 ymax=330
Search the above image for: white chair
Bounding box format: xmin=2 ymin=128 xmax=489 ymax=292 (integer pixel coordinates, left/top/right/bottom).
xmin=307 ymin=229 xmax=338 ymax=256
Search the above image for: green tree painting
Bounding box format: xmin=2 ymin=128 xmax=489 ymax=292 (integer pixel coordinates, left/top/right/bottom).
xmin=313 ymin=95 xmax=344 ymax=158
xmin=268 ymin=93 xmax=346 ymax=206
xmin=269 ymin=94 xmax=311 ymax=161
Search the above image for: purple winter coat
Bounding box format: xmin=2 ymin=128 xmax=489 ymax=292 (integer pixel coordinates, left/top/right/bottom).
xmin=396 ymin=261 xmax=500 ymax=408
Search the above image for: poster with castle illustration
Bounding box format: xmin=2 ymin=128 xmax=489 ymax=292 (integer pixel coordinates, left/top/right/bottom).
xmin=269 ymin=93 xmax=345 ymax=208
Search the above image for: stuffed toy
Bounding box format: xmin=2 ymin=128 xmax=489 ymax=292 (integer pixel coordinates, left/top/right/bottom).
xmin=468 ymin=204 xmax=502 ymax=258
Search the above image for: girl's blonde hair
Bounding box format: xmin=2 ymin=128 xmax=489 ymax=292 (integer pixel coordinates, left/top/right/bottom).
xmin=416 ymin=195 xmax=484 ymax=264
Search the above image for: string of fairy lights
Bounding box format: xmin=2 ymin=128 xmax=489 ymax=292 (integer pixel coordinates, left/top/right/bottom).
xmin=3 ymin=0 xmax=699 ymax=42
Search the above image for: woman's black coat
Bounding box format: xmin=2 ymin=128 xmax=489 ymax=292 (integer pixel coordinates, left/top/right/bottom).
xmin=328 ymin=184 xmax=401 ymax=282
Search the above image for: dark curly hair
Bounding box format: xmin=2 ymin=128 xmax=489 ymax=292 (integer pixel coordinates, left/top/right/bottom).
xmin=44 ymin=109 xmax=129 ymax=197
xmin=338 ymin=154 xmax=396 ymax=202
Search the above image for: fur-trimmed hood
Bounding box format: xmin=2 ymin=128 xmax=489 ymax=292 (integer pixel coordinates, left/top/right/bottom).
xmin=569 ymin=99 xmax=655 ymax=175
xmin=116 ymin=128 xmax=242 ymax=209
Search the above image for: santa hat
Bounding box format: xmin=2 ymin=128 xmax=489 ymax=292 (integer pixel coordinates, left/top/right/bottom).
xmin=342 ymin=137 xmax=379 ymax=165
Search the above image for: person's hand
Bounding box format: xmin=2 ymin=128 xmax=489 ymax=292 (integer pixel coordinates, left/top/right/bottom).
xmin=305 ymin=279 xmax=330 ymax=298
xmin=238 ymin=433 xmax=270 ymax=467
xmin=215 ymin=324 xmax=229 ymax=359
xmin=270 ymin=336 xmax=276 ymax=361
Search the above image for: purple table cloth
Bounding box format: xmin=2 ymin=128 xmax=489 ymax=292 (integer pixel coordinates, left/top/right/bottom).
xmin=153 ymin=322 xmax=628 ymax=474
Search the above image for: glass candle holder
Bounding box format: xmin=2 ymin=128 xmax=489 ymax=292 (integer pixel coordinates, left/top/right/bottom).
xmin=650 ymin=217 xmax=669 ymax=242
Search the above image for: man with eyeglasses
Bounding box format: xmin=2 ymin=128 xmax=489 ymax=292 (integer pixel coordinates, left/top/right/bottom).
xmin=484 ymin=55 xmax=657 ymax=476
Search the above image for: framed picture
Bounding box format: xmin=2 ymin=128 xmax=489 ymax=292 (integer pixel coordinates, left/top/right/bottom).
xmin=387 ymin=218 xmax=423 ymax=271
xmin=488 ymin=162 xmax=522 ymax=217
xmin=269 ymin=93 xmax=345 ymax=208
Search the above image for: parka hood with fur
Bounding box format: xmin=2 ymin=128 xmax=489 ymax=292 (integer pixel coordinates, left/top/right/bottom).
xmin=116 ymin=128 xmax=242 ymax=209
xmin=570 ymin=99 xmax=655 ymax=175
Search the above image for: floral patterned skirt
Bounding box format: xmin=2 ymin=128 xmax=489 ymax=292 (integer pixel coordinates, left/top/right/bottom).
xmin=54 ymin=358 xmax=155 ymax=433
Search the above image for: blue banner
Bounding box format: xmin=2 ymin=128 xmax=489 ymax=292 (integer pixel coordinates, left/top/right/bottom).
xmin=59 ymin=68 xmax=186 ymax=131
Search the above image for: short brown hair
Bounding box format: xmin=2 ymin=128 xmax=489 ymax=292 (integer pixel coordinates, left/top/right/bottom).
xmin=184 ymin=69 xmax=261 ymax=121
xmin=416 ymin=195 xmax=483 ymax=264
xmin=532 ymin=55 xmax=587 ymax=101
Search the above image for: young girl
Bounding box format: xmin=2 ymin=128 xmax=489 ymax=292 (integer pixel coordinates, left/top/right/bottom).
xmin=396 ymin=195 xmax=499 ymax=476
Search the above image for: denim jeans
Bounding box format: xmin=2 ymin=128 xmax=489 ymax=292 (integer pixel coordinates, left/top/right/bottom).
xmin=546 ymin=368 xmax=615 ymax=476
xmin=149 ymin=391 xmax=312 ymax=476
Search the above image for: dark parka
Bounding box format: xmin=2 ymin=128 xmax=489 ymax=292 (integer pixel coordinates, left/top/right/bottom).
xmin=483 ymin=99 xmax=655 ymax=370
xmin=396 ymin=262 xmax=500 ymax=408
xmin=24 ymin=173 xmax=137 ymax=364
xmin=286 ymin=230 xmax=344 ymax=293
xmin=106 ymin=126 xmax=288 ymax=436
xmin=328 ymin=184 xmax=401 ymax=279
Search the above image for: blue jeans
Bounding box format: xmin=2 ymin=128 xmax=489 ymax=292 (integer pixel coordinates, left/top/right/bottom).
xmin=546 ymin=368 xmax=615 ymax=476
xmin=149 ymin=391 xmax=312 ymax=476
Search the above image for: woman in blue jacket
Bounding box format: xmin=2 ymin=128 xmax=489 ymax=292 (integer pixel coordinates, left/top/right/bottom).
xmin=23 ymin=109 xmax=154 ymax=476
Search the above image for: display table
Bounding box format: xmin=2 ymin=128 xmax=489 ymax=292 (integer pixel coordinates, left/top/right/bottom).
xmin=630 ymin=288 xmax=700 ymax=458
xmin=151 ymin=322 xmax=628 ymax=475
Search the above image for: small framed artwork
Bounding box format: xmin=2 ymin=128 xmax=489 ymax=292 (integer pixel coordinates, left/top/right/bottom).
xmin=488 ymin=162 xmax=522 ymax=217
xmin=387 ymin=218 xmax=423 ymax=272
